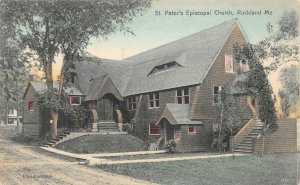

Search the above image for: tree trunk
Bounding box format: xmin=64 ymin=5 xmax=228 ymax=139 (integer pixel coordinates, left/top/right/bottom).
xmin=50 ymin=110 xmax=58 ymax=139
xmin=45 ymin=57 xmax=57 ymax=139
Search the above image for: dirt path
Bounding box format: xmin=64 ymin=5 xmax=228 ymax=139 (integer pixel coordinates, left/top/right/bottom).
xmin=0 ymin=138 xmax=156 ymax=185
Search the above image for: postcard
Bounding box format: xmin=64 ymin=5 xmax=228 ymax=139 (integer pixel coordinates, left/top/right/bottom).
xmin=0 ymin=0 xmax=299 ymax=184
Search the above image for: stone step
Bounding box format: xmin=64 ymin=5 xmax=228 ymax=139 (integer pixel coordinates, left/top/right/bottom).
xmin=235 ymin=147 xmax=252 ymax=152
xmin=238 ymin=143 xmax=252 ymax=147
xmin=48 ymin=140 xmax=57 ymax=144
xmin=249 ymin=129 xmax=261 ymax=133
xmin=234 ymin=149 xmax=252 ymax=153
xmin=241 ymin=139 xmax=253 ymax=143
xmin=52 ymin=138 xmax=60 ymax=142
xmin=99 ymin=129 xmax=120 ymax=132
xmin=57 ymin=136 xmax=64 ymax=139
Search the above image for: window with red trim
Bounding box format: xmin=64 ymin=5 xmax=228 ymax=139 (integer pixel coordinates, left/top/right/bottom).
xmin=69 ymin=96 xmax=80 ymax=105
xmin=28 ymin=101 xmax=33 ymax=111
xmin=188 ymin=126 xmax=196 ymax=134
xmin=149 ymin=123 xmax=160 ymax=135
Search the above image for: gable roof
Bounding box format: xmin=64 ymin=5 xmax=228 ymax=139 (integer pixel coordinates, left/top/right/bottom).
xmin=75 ymin=19 xmax=245 ymax=97
xmin=23 ymin=81 xmax=82 ymax=98
xmin=85 ymin=75 xmax=123 ymax=101
xmin=74 ymin=58 xmax=132 ymax=96
xmin=156 ymin=104 xmax=203 ymax=125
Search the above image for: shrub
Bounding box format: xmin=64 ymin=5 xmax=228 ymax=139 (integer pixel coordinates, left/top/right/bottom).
xmin=164 ymin=139 xmax=177 ymax=153
xmin=148 ymin=143 xmax=158 ymax=151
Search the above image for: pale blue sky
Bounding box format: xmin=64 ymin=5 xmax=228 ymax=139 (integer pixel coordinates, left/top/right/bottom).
xmin=85 ymin=0 xmax=298 ymax=60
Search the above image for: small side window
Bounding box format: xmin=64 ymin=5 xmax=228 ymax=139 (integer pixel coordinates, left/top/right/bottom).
xmin=188 ymin=126 xmax=196 ymax=134
xmin=149 ymin=123 xmax=160 ymax=135
xmin=69 ymin=96 xmax=81 ymax=105
xmin=28 ymin=101 xmax=34 ymax=111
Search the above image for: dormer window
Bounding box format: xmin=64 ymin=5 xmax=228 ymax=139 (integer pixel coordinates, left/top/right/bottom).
xmin=149 ymin=61 xmax=181 ymax=75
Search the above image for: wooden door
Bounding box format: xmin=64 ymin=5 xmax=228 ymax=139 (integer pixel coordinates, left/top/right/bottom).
xmin=97 ymin=98 xmax=114 ymax=121
xmin=166 ymin=122 xmax=174 ymax=141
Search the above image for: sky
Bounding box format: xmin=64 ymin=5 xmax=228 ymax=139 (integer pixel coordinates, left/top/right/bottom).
xmin=51 ymin=0 xmax=299 ymax=76
xmin=48 ymin=0 xmax=299 ymax=116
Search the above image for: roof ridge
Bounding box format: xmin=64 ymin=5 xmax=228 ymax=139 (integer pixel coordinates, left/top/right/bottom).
xmin=126 ymin=18 xmax=238 ymax=61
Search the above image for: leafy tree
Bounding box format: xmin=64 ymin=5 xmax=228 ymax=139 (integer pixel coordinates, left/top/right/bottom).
xmin=0 ymin=0 xmax=152 ymax=138
xmin=234 ymin=43 xmax=278 ymax=131
xmin=0 ymin=13 xmax=29 ymax=129
xmin=232 ymin=10 xmax=299 ymax=132
xmin=213 ymin=86 xmax=242 ymax=152
xmin=278 ymin=65 xmax=299 ymax=117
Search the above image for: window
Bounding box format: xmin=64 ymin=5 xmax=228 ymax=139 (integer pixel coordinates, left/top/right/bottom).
xmin=149 ymin=92 xmax=159 ymax=108
xmin=27 ymin=101 xmax=33 ymax=111
xmin=225 ymin=54 xmax=234 ymax=73
xmin=128 ymin=96 xmax=137 ymax=110
xmin=70 ymin=72 xmax=76 ymax=83
xmin=69 ymin=96 xmax=81 ymax=105
xmin=188 ymin=126 xmax=196 ymax=134
xmin=239 ymin=59 xmax=249 ymax=72
xmin=149 ymin=123 xmax=160 ymax=135
xmin=176 ymin=88 xmax=189 ymax=104
xmin=149 ymin=61 xmax=181 ymax=75
xmin=213 ymin=86 xmax=222 ymax=104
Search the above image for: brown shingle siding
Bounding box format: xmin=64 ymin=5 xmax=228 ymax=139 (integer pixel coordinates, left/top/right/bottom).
xmin=254 ymin=119 xmax=297 ymax=154
xmin=190 ymin=24 xmax=247 ymax=120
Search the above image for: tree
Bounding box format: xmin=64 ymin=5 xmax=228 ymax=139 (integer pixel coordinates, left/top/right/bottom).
xmin=0 ymin=0 xmax=152 ymax=138
xmin=233 ymin=10 xmax=299 ymax=132
xmin=234 ymin=43 xmax=278 ymax=131
xmin=260 ymin=10 xmax=299 ymax=73
xmin=0 ymin=11 xmax=29 ymax=129
xmin=213 ymin=86 xmax=242 ymax=152
xmin=278 ymin=65 xmax=299 ymax=117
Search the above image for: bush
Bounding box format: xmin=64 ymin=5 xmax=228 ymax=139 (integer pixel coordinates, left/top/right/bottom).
xmin=212 ymin=138 xmax=227 ymax=153
xmin=164 ymin=139 xmax=177 ymax=153
xmin=148 ymin=143 xmax=158 ymax=151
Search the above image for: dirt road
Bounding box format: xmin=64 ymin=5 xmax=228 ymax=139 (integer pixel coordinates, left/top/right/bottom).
xmin=0 ymin=126 xmax=156 ymax=185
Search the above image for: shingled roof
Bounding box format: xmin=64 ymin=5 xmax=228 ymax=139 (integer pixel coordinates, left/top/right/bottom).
xmin=156 ymin=104 xmax=203 ymax=125
xmin=75 ymin=19 xmax=243 ymax=97
xmin=24 ymin=81 xmax=82 ymax=98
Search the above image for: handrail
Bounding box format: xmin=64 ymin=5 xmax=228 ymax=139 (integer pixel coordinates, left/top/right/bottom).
xmin=233 ymin=119 xmax=254 ymax=140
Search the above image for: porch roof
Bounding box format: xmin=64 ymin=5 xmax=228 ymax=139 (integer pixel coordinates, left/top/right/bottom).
xmin=156 ymin=104 xmax=203 ymax=125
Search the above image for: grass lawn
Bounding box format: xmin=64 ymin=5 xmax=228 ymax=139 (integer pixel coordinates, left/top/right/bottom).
xmin=55 ymin=134 xmax=145 ymax=153
xmin=97 ymin=153 xmax=299 ymax=185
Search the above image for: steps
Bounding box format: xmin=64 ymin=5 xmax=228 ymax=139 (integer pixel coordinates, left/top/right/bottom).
xmin=234 ymin=119 xmax=263 ymax=153
xmin=98 ymin=120 xmax=119 ymax=132
xmin=43 ymin=131 xmax=71 ymax=147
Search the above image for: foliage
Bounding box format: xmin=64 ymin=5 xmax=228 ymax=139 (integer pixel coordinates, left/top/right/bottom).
xmin=258 ymin=10 xmax=299 ymax=72
xmin=37 ymin=88 xmax=88 ymax=128
xmin=149 ymin=143 xmax=159 ymax=151
xmin=164 ymin=139 xmax=177 ymax=153
xmin=211 ymin=138 xmax=227 ymax=153
xmin=213 ymin=86 xmax=242 ymax=152
xmin=278 ymin=65 xmax=299 ymax=117
xmin=0 ymin=0 xmax=152 ymax=137
xmin=234 ymin=43 xmax=278 ymax=132
xmin=0 ymin=0 xmax=152 ymax=81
